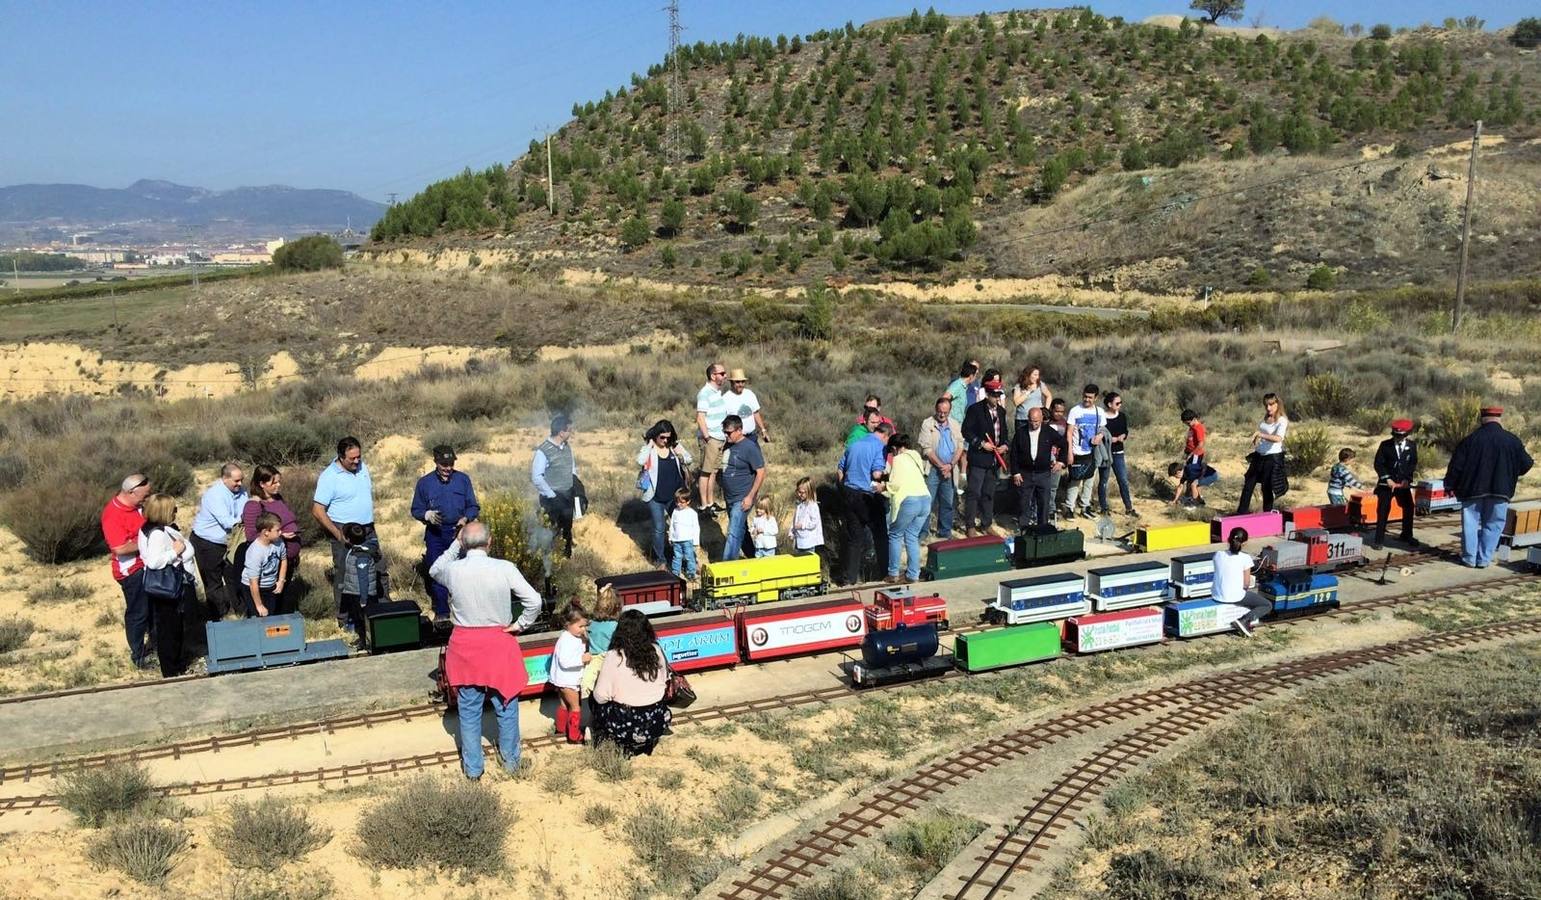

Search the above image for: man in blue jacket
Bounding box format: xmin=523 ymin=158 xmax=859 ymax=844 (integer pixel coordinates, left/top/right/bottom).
xmin=1445 ymin=405 xmax=1534 ymax=567
xmin=412 ymin=445 xmax=480 ymax=620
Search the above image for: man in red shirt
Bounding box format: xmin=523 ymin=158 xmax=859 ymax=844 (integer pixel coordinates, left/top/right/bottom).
xmin=101 ymin=473 xmax=154 ymax=668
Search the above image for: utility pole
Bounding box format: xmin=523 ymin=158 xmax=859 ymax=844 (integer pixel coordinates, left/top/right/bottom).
xmin=545 ymin=131 xmax=555 ymax=215
xmin=665 ymin=0 xmax=684 ymax=165
xmin=1453 ymin=119 xmax=1481 ymax=332
xmin=10 ymin=258 xmax=17 ymax=294
xmin=386 ymin=192 xmax=398 ymax=206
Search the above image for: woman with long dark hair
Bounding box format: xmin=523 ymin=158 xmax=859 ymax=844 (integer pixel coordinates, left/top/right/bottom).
xmin=242 ymin=465 xmax=301 ymax=568
xmin=591 ymin=609 xmax=672 ymax=756
xmin=636 ymin=419 xmax=693 ymax=567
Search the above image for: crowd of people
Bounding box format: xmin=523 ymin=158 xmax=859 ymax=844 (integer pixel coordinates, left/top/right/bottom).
xmin=93 ymin=361 xmax=1532 ymax=773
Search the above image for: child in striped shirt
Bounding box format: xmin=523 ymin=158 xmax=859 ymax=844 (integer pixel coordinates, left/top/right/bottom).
xmin=1327 ymin=448 xmax=1365 ymax=505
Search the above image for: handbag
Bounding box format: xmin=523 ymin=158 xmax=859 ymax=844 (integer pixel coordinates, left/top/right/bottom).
xmin=144 ymin=564 xmax=191 ymax=600
xmin=664 ymin=664 xmax=696 ymax=709
xmin=1069 ymin=460 xmax=1094 ymax=481
xmin=221 ymin=524 xmax=245 ymax=565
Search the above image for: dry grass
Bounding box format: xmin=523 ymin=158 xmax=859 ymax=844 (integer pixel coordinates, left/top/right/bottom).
xmin=214 ymin=797 xmax=332 ymax=869
xmin=354 ymin=775 xmax=510 ymax=876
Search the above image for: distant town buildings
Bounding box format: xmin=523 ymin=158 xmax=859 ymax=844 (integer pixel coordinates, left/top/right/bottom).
xmin=8 ymin=237 xmax=289 ymax=270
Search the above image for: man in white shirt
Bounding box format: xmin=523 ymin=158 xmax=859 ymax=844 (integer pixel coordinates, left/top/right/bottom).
xmin=726 ymin=368 xmax=770 ymax=444
xmin=695 ymin=362 xmax=728 ymax=514
xmin=1064 ymin=384 xmax=1107 ymax=519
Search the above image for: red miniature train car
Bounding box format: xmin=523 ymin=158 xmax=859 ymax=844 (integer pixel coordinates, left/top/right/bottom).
xmin=864 ymin=587 xmax=948 ymax=631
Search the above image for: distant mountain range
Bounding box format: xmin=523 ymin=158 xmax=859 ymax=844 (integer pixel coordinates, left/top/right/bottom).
xmin=0 ymin=179 xmax=385 ymax=232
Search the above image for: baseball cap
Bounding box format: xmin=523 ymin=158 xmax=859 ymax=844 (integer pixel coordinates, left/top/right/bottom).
xmin=433 ymin=445 xmax=457 ymax=465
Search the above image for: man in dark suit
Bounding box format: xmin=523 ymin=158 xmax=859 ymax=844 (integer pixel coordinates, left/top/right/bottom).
xmin=1010 ymin=406 xmax=1069 ymax=532
xmin=1371 ymin=418 xmax=1418 ymax=549
xmin=961 ymin=370 xmax=1009 ymax=538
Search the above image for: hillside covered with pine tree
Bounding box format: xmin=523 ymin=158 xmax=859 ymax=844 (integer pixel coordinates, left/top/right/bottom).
xmin=369 ymin=7 xmax=1541 ymax=293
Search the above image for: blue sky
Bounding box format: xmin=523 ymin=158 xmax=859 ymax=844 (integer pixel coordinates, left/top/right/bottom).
xmin=2 ymin=1 xmax=1526 ymax=201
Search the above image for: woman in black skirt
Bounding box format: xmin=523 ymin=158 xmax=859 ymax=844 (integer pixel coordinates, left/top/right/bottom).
xmin=591 ymin=610 xmax=672 ymax=756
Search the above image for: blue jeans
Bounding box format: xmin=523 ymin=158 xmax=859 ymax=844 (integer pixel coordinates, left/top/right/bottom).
xmin=754 ymin=547 xmax=774 ymax=557
xmin=1098 ymin=454 xmax=1133 ymax=512
xmin=722 ymin=499 xmax=749 ymax=561
xmin=887 ymin=495 xmax=932 ymax=580
xmin=424 ymin=528 xmax=454 ymax=617
xmin=671 ymin=540 xmax=697 ymax=578
xmin=646 ymin=499 xmax=671 ymax=564
xmin=119 ymin=569 xmax=151 ymax=666
xmin=1460 ymin=498 xmax=1508 ymax=567
xmin=456 ymin=685 xmax=521 ymax=779
xmin=925 ymin=468 xmax=955 ymax=538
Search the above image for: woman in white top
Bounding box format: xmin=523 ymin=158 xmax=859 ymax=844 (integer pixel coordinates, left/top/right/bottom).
xmin=137 ymin=493 xmax=198 ymax=677
xmin=1238 ymin=392 xmax=1289 ymax=513
xmin=1012 ymin=365 xmax=1052 ymax=427
xmin=1210 ymin=527 xmax=1273 ymax=637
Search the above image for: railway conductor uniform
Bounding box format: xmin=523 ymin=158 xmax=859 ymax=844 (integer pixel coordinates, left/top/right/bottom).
xmin=1371 ymin=419 xmax=1418 ymax=550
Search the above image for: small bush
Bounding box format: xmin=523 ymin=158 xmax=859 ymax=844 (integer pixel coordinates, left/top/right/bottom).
xmin=1429 ymin=394 xmax=1481 ymax=453
xmin=87 ymin=818 xmax=188 ymax=886
xmin=419 ymin=422 xmax=488 ymax=456
xmin=1305 ymin=265 xmax=1337 ymax=290
xmin=59 ymin=762 xmax=159 ymax=827
xmin=623 ymin=801 xmax=682 ymax=870
xmin=540 ymin=765 xmax=576 ymax=794
xmin=1286 ymin=423 xmax=1333 ymax=477
xmin=793 ymin=866 xmax=880 ymax=900
xmin=215 ymin=797 xmax=332 ymax=868
xmin=0 ymin=453 xmax=26 ymax=490
xmin=884 ymin=810 xmax=985 ymax=873
xmin=33 ymin=578 xmax=94 ymax=604
xmin=1300 ymin=372 xmax=1357 ymax=419
xmin=1243 ymin=266 xmax=1270 ymax=287
xmin=355 ymin=776 xmax=509 ymax=875
xmin=166 ymin=429 xmax=230 ymax=466
xmin=449 ymin=385 xmax=514 ymax=422
xmin=0 ymin=619 xmax=35 ymax=653
xmin=228 ymin=420 xmax=326 ymax=467
xmin=587 ymin=742 xmax=634 ymax=782
xmin=620 ymin=216 xmax=650 ymax=250
xmin=1508 ymin=17 xmax=1540 ymax=48
xmin=0 ymin=477 xmax=107 ymax=564
xmin=1351 ymin=405 xmax=1396 ymax=436
xmin=273 ymin=235 xmax=344 ymax=272
xmin=656 ymin=770 xmax=685 ymax=791
xmin=583 ymin=804 xmax=616 ymax=827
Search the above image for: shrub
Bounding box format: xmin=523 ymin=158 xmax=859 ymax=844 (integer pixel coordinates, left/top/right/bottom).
xmin=1243 ymin=266 xmax=1270 ymax=287
xmin=0 ymin=619 xmax=34 ymax=653
xmin=419 ymin=423 xmax=487 ymax=456
xmin=583 ymin=804 xmax=616 ymax=826
xmin=228 ymin=420 xmax=326 ymax=467
xmin=1300 ymin=372 xmax=1357 ymax=419
xmin=623 ymin=801 xmax=681 ymax=870
xmin=1370 ymin=24 xmax=1392 ymax=39
xmin=1344 ymin=299 xmax=1392 ymax=333
xmin=1352 ymin=405 xmax=1396 ymax=436
xmin=794 ymin=866 xmax=880 ymax=900
xmin=0 ymin=452 xmax=25 ymax=490
xmin=272 ymin=235 xmax=344 ymax=272
xmin=33 ymin=578 xmax=93 ymax=604
xmin=1510 ymin=18 xmax=1540 ymax=48
xmin=87 ymin=818 xmax=188 ymax=886
xmin=215 ymin=797 xmax=332 ymax=868
xmin=620 ymin=215 xmax=650 ymax=250
xmin=449 ymin=385 xmax=514 ymax=422
xmin=800 ymin=287 xmax=836 ymax=340
xmin=478 ymin=489 xmax=561 ymax=590
xmin=1429 ymin=394 xmax=1480 ymax=453
xmin=142 ymin=454 xmax=194 ymax=498
xmin=884 ymin=810 xmax=984 ymax=873
xmin=1305 ymin=265 xmax=1337 ymax=290
xmin=586 ymin=742 xmax=634 ymax=782
xmin=355 ymin=776 xmax=509 ymax=875
xmin=58 ymin=762 xmax=159 ymax=827
xmin=1286 ymin=424 xmax=1333 ymax=477
xmin=0 ymin=477 xmax=107 ymax=563
xmin=166 ymin=429 xmax=230 ymax=466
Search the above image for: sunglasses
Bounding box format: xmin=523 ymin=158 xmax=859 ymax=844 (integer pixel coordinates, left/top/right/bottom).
xmin=731 ymin=380 xmax=747 ymax=385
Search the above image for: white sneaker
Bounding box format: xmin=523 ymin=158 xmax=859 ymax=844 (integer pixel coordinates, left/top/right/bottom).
xmin=1232 ymin=618 xmax=1253 ymax=638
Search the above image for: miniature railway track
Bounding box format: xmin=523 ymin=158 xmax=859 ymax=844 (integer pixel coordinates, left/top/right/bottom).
xmin=0 ymin=543 xmax=1460 ymax=788
xmin=949 ymin=614 xmax=1541 ymax=899
xmin=717 ymin=574 xmax=1535 ymax=900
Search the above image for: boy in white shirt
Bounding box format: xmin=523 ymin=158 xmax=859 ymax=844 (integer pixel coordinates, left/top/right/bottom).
xmin=667 ymin=488 xmax=700 ymax=579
